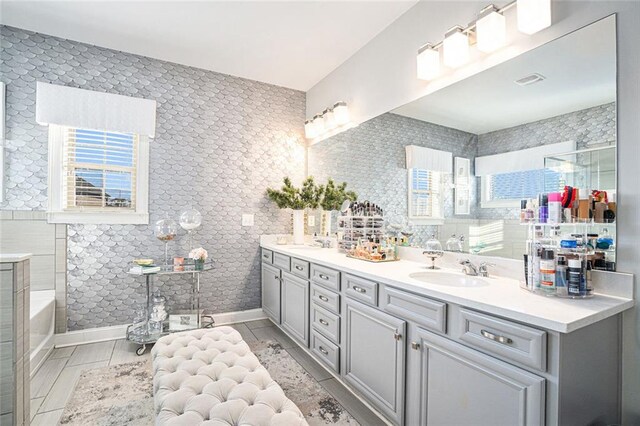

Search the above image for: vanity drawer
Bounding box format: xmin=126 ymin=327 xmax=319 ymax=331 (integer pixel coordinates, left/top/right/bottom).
xmin=380 ymin=286 xmax=446 ymax=334
xmin=311 ymin=303 xmax=340 ymax=344
xmin=311 ymin=284 xmax=340 ymax=314
xmin=342 ymin=273 xmax=378 ymax=306
xmin=310 ymin=264 xmax=340 ymax=291
xmin=291 ymin=258 xmax=310 ymax=279
xmin=273 ymin=253 xmax=291 ymax=271
xmin=455 ymin=308 xmax=547 ymax=371
xmin=311 ymin=329 xmax=340 ymax=373
xmin=261 ymin=249 xmax=273 ymax=264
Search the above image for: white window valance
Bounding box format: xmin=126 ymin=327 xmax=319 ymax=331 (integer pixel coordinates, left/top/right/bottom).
xmin=405 ymin=145 xmax=452 ymax=173
xmin=475 ymin=141 xmax=576 ymax=176
xmin=35 ymin=82 xmax=156 ymax=137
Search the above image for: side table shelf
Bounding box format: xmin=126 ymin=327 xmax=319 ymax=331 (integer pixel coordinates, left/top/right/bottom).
xmin=126 ymin=262 xmax=214 ymax=355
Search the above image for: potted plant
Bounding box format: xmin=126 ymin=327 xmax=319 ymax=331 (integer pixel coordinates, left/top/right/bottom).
xmin=267 ymin=177 xmax=323 ymax=244
xmin=319 ymin=178 xmax=357 ymax=235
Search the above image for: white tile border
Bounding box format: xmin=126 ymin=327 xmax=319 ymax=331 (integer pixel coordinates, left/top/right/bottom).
xmin=53 ymin=308 xmax=267 ymax=347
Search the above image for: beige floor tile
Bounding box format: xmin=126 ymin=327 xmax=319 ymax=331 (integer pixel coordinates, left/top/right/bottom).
xmin=244 ymin=319 xmax=274 ymax=330
xmin=109 ymin=339 xmax=145 ymax=366
xmin=31 ymin=408 xmax=63 ymax=426
xmin=39 ymin=361 xmax=108 ymax=413
xmin=30 ymin=397 xmax=44 ymax=421
xmin=49 ymin=347 xmax=75 ymax=360
xmin=30 ymin=358 xmax=68 ymax=399
xmin=251 ymin=325 xmax=296 ymax=349
xmin=66 ymin=341 xmax=115 ymax=367
xmin=231 ymin=323 xmax=257 ymax=342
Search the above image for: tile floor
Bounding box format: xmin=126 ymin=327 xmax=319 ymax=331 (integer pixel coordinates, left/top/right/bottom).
xmin=30 ymin=320 xmax=385 ymax=425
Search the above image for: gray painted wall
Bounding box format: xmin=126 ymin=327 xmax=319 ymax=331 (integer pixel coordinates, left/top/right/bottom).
xmin=0 ymin=25 xmax=306 ymax=330
xmin=308 ymin=112 xmax=477 ymax=245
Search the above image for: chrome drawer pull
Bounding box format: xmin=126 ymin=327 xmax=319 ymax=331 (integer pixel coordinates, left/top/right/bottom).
xmin=394 ymin=332 xmax=402 ymax=341
xmin=274 ymin=275 xmax=279 ymax=280
xmin=319 ymin=274 xmax=329 ymax=280
xmin=411 ymin=342 xmax=420 ymax=350
xmin=481 ymin=329 xmax=513 ymax=345
xmin=319 ymin=318 xmax=329 ymax=326
xmin=352 ymin=286 xmax=366 ymax=293
xmin=318 ymin=295 xmax=329 ymax=302
xmin=318 ymin=346 xmax=329 ymax=356
xmin=295 ymin=265 xmax=304 ymax=271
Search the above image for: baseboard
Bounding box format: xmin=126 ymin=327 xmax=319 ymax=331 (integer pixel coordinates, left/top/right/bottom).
xmin=54 ymin=308 xmax=268 ymax=347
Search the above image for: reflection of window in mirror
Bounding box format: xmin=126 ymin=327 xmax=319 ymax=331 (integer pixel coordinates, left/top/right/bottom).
xmin=481 ymin=169 xmax=562 ymax=208
xmin=408 ymin=169 xmax=444 ymax=224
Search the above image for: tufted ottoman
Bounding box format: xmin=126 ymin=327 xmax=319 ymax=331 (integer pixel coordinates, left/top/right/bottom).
xmin=152 ymin=326 xmax=308 ymax=425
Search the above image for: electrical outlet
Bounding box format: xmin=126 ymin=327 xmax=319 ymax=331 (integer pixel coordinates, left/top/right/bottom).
xmin=241 ymin=214 xmax=254 ymax=227
xmin=308 ymin=215 xmax=315 ymax=226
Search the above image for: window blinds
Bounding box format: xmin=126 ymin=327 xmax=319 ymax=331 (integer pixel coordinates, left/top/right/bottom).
xmin=410 ymin=169 xmax=442 ymax=217
xmin=62 ymin=127 xmax=137 ymax=210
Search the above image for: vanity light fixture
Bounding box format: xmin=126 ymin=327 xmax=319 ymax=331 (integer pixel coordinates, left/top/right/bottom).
xmin=517 ymin=0 xmax=551 ymax=35
xmin=416 ymin=0 xmax=553 ymax=81
xmin=443 ymin=26 xmax=470 ymax=68
xmin=417 ymin=43 xmax=440 ymax=80
xmin=304 ymin=101 xmax=352 ymax=142
xmin=476 ymin=5 xmax=506 ymax=53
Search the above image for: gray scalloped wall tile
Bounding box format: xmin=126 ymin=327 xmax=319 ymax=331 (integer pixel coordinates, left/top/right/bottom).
xmin=1 ymin=25 xmax=305 ymax=330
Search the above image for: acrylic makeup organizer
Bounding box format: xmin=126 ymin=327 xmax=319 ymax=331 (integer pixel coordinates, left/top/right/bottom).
xmin=126 ymin=261 xmax=214 ymax=355
xmin=337 ymin=215 xmax=385 ymax=252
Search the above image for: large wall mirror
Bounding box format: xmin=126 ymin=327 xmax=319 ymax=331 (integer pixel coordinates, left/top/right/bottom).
xmin=308 ymin=15 xmax=617 ymax=265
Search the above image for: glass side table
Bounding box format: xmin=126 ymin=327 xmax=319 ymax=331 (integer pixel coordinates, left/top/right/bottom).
xmin=126 ymin=261 xmax=214 ymax=355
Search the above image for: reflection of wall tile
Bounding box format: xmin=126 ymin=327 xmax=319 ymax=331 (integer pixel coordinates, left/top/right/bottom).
xmin=1 ymin=25 xmax=306 ymax=330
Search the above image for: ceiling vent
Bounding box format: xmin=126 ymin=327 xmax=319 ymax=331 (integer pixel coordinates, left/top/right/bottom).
xmin=515 ymin=73 xmax=546 ymax=86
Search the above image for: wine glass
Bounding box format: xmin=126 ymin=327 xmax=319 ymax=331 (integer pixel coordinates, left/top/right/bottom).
xmin=155 ymin=217 xmax=178 ymax=267
xmin=179 ymin=209 xmax=202 ymax=251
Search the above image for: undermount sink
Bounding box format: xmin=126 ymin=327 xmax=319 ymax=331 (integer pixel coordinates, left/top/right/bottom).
xmin=408 ymin=271 xmax=490 ymax=288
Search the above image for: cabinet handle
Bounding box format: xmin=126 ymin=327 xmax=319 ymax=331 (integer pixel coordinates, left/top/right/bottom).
xmin=295 ymin=265 xmax=304 ymax=271
xmin=319 ymin=318 xmax=329 ymax=326
xmin=411 ymin=342 xmax=420 ymax=350
xmin=319 ymin=346 xmax=329 ymax=355
xmin=352 ymin=286 xmax=366 ymax=293
xmin=319 ymin=274 xmax=329 ymax=280
xmin=318 ymin=295 xmax=329 ymax=302
xmin=274 ymin=275 xmax=279 ymax=280
xmin=394 ymin=332 xmax=402 ymax=341
xmin=480 ymin=329 xmax=513 ymax=345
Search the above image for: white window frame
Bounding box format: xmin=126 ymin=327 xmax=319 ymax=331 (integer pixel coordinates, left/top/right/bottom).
xmin=407 ymin=168 xmax=445 ymax=225
xmin=480 ymin=175 xmax=521 ymax=209
xmin=47 ymin=125 xmax=149 ymax=224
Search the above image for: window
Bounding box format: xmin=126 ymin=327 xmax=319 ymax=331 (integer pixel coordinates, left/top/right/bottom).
xmin=408 ymin=168 xmax=444 ymax=223
xmin=48 ymin=125 xmax=149 ymax=224
xmin=481 ymin=168 xmax=563 ymax=208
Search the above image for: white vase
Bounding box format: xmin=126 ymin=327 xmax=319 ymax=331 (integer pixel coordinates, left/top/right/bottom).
xmin=292 ymin=209 xmax=305 ymax=245
xmin=320 ymin=210 xmax=333 ymax=236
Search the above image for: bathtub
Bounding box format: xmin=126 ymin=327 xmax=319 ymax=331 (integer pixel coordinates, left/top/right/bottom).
xmin=30 ymin=290 xmax=55 ymax=376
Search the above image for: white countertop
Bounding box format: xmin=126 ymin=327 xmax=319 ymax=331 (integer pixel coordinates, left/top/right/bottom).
xmin=0 ymin=253 xmax=32 ymax=263
xmin=261 ymin=242 xmax=634 ymax=333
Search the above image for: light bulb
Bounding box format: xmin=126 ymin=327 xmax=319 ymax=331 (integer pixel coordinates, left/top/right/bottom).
xmin=312 ymin=114 xmax=324 ymax=135
xmin=476 ymin=5 xmax=506 ymax=53
xmin=417 ymin=43 xmax=440 ymax=80
xmin=333 ymin=102 xmax=349 ymax=126
xmin=517 ymin=0 xmax=551 ymax=35
xmin=443 ymin=26 xmax=469 ymax=68
xmin=323 ymin=108 xmax=336 ymax=130
xmin=304 ymin=119 xmax=317 ymax=139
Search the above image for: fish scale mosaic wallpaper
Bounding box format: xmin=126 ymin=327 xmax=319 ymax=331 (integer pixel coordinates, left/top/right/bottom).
xmin=1 ymin=25 xmax=306 ymax=330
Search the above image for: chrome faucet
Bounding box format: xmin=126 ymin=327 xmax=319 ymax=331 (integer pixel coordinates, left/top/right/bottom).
xmin=459 ymin=259 xmax=479 ymax=276
xmin=478 ymin=262 xmax=495 ymax=278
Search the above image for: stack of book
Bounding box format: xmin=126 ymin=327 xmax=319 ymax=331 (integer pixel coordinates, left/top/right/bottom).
xmin=129 ymin=265 xmax=161 ymax=274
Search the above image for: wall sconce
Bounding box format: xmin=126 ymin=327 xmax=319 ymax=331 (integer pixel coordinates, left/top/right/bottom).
xmin=443 ymin=26 xmax=470 ymax=68
xmin=476 ymin=5 xmax=506 ymax=53
xmin=305 ymin=101 xmax=352 ymax=141
xmin=416 ymin=0 xmax=552 ymax=80
xmin=417 ymin=43 xmax=440 ymax=80
xmin=517 ymin=0 xmax=551 ymax=35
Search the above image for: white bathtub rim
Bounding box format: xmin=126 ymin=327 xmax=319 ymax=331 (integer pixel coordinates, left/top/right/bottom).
xmin=30 ymin=335 xmax=55 ymax=378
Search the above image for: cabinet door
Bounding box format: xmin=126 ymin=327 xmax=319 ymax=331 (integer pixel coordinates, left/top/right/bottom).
xmin=261 ymin=263 xmax=281 ymax=324
xmin=281 ymin=272 xmax=309 ymax=346
xmin=406 ymin=326 xmax=545 ymax=426
xmin=343 ymin=298 xmax=405 ymax=425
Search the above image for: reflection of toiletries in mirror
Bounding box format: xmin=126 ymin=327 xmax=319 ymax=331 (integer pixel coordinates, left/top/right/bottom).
xmin=578 ymin=188 xmax=591 ymax=220
xmin=525 ymin=199 xmax=535 ymax=221
xmin=538 ymin=194 xmax=548 ymax=223
xmin=568 ymin=259 xmax=582 ymax=296
xmin=594 ymin=202 xmax=607 ymax=223
xmin=532 ymin=243 xmax=542 ymax=289
xmin=520 ymin=199 xmax=528 ymax=223
xmin=548 ymin=192 xmax=562 ymax=224
xmin=556 ymin=256 xmax=568 ymax=296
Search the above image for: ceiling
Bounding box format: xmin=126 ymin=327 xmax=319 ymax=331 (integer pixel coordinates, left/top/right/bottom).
xmin=0 ymin=0 xmax=417 ymax=91
xmin=393 ymin=16 xmax=616 ymax=134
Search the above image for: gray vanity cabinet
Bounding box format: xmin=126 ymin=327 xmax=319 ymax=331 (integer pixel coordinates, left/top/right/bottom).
xmin=406 ymin=325 xmax=545 ymax=426
xmin=261 ymin=263 xmax=281 ymax=324
xmin=343 ymin=298 xmax=406 ymax=425
xmin=280 ymin=272 xmax=309 ymax=346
